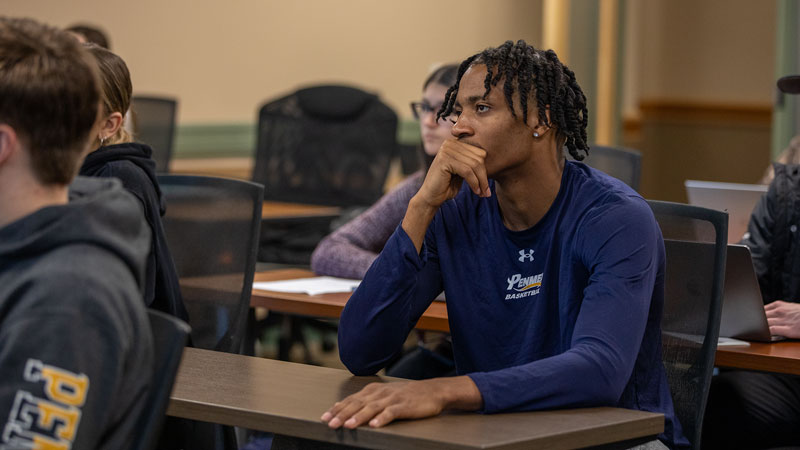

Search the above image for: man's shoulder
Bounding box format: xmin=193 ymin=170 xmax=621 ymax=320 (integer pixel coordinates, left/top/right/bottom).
xmin=566 ymin=161 xmax=641 ymax=200
xmin=0 ymin=249 xmax=152 ymax=450
xmin=4 ymin=244 xmax=140 ymax=309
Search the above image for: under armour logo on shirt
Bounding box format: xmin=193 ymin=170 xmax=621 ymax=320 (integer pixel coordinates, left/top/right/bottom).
xmin=518 ymin=249 xmax=535 ymax=262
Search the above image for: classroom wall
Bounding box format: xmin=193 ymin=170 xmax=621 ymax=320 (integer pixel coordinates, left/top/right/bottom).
xmin=4 ymin=0 xmax=543 ymax=124
xmin=623 ymin=0 xmax=777 ymax=201
xmin=4 ymin=0 xmax=782 ymax=194
xmin=636 ymin=0 xmax=776 ymax=105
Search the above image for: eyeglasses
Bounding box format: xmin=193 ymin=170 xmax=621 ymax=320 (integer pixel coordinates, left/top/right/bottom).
xmin=410 ymin=101 xmax=441 ymax=120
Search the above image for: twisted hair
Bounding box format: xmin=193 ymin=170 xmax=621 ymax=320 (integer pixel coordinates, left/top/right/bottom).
xmin=438 ymin=40 xmax=589 ymax=160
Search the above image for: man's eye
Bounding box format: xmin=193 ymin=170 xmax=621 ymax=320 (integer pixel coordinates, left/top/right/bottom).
xmin=476 ymin=105 xmax=490 ymax=113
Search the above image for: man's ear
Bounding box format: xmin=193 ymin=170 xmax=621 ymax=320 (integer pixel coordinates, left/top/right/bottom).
xmin=531 ymin=106 xmax=552 ymax=138
xmin=0 ymin=124 xmax=20 ymax=167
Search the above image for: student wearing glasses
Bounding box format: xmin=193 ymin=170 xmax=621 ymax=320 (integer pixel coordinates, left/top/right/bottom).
xmin=310 ymin=64 xmax=458 ymax=280
xmin=310 ymin=65 xmax=459 ymax=380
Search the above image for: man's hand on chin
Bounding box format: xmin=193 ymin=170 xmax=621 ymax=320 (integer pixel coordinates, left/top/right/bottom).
xmin=320 ymin=375 xmax=483 ymax=429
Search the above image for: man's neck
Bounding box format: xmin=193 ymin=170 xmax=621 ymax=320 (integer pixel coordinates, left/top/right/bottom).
xmin=0 ymin=176 xmax=69 ymax=229
xmin=495 ymin=151 xmax=565 ymax=232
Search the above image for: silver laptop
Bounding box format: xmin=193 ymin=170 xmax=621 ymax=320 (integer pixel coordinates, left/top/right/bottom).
xmin=685 ymin=180 xmax=767 ymax=244
xmin=721 ymin=244 xmax=783 ymax=342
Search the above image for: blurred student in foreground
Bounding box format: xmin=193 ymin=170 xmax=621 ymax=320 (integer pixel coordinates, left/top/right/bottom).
xmin=0 ymin=17 xmax=153 ymax=449
xmin=66 ymin=22 xmax=110 ymax=49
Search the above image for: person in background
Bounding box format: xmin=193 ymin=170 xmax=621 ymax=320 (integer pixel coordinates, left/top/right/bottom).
xmin=66 ymin=23 xmax=110 ymax=49
xmin=309 ymin=64 xmax=459 ymax=380
xmin=0 ymin=17 xmax=153 ymax=449
xmin=78 ymin=44 xmax=188 ymax=322
xmin=311 ymin=64 xmax=458 ymax=279
xmin=759 ymin=135 xmax=800 ymax=184
xmin=703 ymin=75 xmax=800 ymax=449
xmin=322 ymin=40 xmax=685 ymax=449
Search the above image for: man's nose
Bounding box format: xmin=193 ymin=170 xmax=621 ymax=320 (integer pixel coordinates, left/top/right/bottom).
xmin=451 ymin=115 xmax=473 ymax=138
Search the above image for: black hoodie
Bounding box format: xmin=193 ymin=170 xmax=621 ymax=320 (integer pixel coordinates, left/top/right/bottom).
xmin=80 ymin=142 xmax=188 ymax=321
xmin=0 ymin=177 xmax=154 ymax=449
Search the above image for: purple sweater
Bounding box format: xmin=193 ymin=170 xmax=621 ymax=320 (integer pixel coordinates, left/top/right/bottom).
xmin=311 ymin=171 xmax=425 ymax=279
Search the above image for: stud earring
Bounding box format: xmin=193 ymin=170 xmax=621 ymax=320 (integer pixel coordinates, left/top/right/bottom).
xmin=533 ymin=132 xmax=539 ymax=137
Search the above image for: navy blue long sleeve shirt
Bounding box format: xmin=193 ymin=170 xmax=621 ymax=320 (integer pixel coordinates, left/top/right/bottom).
xmin=338 ymin=161 xmax=687 ymax=449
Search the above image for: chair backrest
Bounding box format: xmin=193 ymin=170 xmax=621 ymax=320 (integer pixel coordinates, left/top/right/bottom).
xmin=132 ymin=309 xmax=190 ymax=450
xmin=253 ymin=84 xmax=398 ymax=207
xmin=577 ymin=145 xmax=642 ymax=191
xmin=647 ymin=200 xmax=728 ymax=449
xmin=157 ymin=175 xmax=264 ymax=353
xmin=132 ymin=95 xmax=178 ymax=173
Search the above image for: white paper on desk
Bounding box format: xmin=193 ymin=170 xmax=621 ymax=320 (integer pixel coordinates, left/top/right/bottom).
xmin=252 ymin=277 xmax=360 ymax=296
xmin=717 ymin=337 xmax=751 ymax=347
xmin=665 ymin=331 xmax=751 ymax=347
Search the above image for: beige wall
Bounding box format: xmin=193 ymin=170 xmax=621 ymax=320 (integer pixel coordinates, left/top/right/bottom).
xmin=634 ymin=0 xmax=776 ymax=106
xmin=5 ymin=0 xmax=543 ymax=124
xmin=621 ymin=0 xmax=777 ymax=201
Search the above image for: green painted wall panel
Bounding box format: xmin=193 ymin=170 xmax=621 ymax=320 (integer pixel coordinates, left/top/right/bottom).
xmin=174 ymin=120 xmax=422 ymax=159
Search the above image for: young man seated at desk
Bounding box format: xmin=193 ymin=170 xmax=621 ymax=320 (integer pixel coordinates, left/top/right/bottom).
xmin=321 ymin=40 xmax=687 ymax=449
xmin=0 ymin=17 xmax=154 ymax=449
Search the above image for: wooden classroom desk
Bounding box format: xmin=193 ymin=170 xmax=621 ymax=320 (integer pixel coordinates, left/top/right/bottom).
xmin=251 ymin=269 xmax=449 ymax=332
xmin=167 ymin=157 xmax=341 ymax=221
xmin=252 ymin=270 xmax=800 ymax=377
xmin=715 ymin=341 xmax=800 ymax=375
xmin=159 ymin=199 xmax=339 ymax=222
xmin=170 ymin=157 xmax=253 ymax=180
xmin=261 ymin=201 xmax=341 ymax=221
xmin=168 ymin=347 xmax=663 ymax=449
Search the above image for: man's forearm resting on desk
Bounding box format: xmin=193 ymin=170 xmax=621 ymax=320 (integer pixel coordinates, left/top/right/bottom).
xmin=321 ymin=376 xmax=482 ymax=428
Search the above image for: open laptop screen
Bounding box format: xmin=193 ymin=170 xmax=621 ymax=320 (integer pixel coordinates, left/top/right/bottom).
xmin=685 ymin=180 xmax=767 ymax=244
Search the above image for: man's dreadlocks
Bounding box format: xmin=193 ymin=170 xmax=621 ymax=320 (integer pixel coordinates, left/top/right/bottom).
xmin=438 ymin=40 xmax=589 ymax=160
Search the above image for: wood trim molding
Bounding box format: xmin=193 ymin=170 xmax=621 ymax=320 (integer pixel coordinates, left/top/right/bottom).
xmin=636 ymin=99 xmax=773 ymax=125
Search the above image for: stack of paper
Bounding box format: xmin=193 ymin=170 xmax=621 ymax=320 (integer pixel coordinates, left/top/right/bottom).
xmin=252 ymin=276 xmax=360 ymax=296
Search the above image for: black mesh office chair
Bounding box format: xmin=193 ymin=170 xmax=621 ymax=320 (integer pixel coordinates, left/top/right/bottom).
xmin=157 ymin=175 xmax=263 ymax=450
xmin=253 ymin=84 xmax=397 ymax=264
xmin=648 ymin=200 xmax=728 ymax=449
xmin=253 ymin=84 xmax=397 ymax=207
xmin=157 ymin=175 xmax=264 ymax=353
xmin=132 ymin=309 xmax=190 ymax=450
xmin=574 ymin=145 xmax=642 ymax=191
xmin=252 ymin=85 xmax=397 ymax=362
xmin=132 ymin=96 xmax=178 ymax=173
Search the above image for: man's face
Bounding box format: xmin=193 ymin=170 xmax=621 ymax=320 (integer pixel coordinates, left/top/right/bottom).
xmin=450 ymin=64 xmax=538 ymax=178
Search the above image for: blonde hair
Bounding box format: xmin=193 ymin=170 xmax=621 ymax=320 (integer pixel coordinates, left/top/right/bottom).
xmin=84 ymin=43 xmax=132 ymax=145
